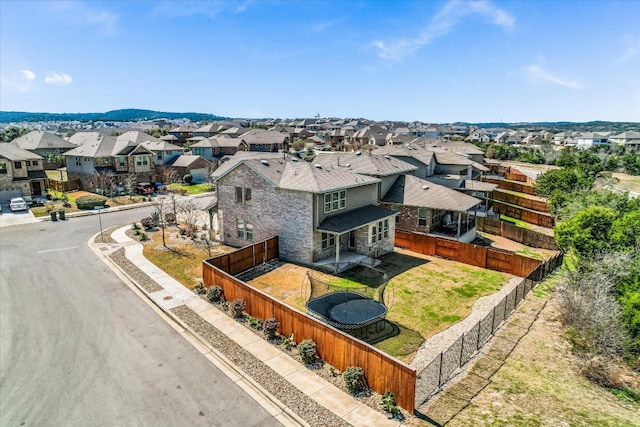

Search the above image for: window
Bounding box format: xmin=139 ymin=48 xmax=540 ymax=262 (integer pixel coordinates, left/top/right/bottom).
xmin=246 ymin=222 xmax=253 ymax=241
xmin=392 ymin=205 xmax=400 ymax=223
xmin=32 ymin=160 xmax=38 ymax=166
xmin=118 ymin=157 xmax=126 ymax=167
xmin=236 ymin=218 xmax=245 ymax=239
xmin=14 ymin=161 xmax=22 ymax=169
xmin=321 ymin=233 xmax=335 ymax=249
xmin=136 ymin=156 xmax=148 ymax=166
xmin=418 ymin=208 xmax=427 ymax=226
xmin=26 ymin=161 xmax=31 ymax=166
xmin=323 ymin=190 xmax=346 ymax=213
xmin=371 ymin=220 xmax=389 ymax=243
xmin=371 ymin=223 xmax=378 ymax=243
xmin=75 ymin=157 xmax=81 ymax=166
xmin=383 ymin=219 xmax=389 ymax=238
xmin=0 ymin=163 xmax=6 ymax=174
xmin=235 ymin=187 xmax=252 ymax=205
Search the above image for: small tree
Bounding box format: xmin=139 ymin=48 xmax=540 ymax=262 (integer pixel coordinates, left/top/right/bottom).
xmin=298 ymin=339 xmax=317 ymax=364
xmin=151 ymin=197 xmax=170 ymax=247
xmin=183 ymin=173 xmax=193 ymax=184
xmin=263 ymin=318 xmax=279 ymax=340
xmin=178 ymin=199 xmax=201 ymax=238
xmin=231 ymin=299 xmax=246 ymax=318
xmin=125 ymin=171 xmax=138 ymax=200
xmin=343 ymin=366 xmax=367 ymax=394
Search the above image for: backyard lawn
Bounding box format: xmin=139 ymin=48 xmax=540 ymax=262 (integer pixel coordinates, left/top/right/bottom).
xmin=30 ymin=190 xmax=149 ymax=217
xmin=167 ymin=183 xmax=214 ymax=195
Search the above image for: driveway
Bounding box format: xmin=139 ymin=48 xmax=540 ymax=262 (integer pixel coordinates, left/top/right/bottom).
xmin=0 ymin=204 xmax=39 ymax=227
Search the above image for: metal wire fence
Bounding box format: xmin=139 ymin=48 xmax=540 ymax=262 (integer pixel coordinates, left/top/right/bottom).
xmin=415 ymin=253 xmax=563 ymax=407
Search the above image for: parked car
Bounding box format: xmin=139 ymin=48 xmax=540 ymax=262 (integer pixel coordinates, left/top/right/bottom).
xmin=135 ymin=182 xmax=155 ymax=195
xmin=9 ymin=197 xmax=28 ymax=212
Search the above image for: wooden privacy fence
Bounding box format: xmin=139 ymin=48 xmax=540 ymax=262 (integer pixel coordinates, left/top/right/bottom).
xmin=492 ymin=189 xmax=550 ymax=213
xmin=483 ymin=177 xmax=537 ymax=196
xmin=492 ymin=201 xmax=555 ymax=228
xmin=395 ymin=231 xmax=541 ymax=278
xmin=414 ymin=252 xmax=563 ymax=408
xmin=207 ymin=237 xmax=279 ymax=275
xmin=203 ymin=238 xmax=417 ymax=413
xmin=47 ymin=178 xmax=81 ymax=193
xmin=477 ymin=217 xmax=558 ymax=250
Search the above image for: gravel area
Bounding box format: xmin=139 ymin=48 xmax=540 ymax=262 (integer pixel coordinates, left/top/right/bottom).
xmin=170 ymin=304 xmax=352 ymax=427
xmin=93 ymin=226 xmax=119 ymax=244
xmin=109 ymin=248 xmax=164 ymax=293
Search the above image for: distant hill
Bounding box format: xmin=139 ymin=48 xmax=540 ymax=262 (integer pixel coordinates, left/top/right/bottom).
xmin=0 ymin=109 xmax=228 ymax=123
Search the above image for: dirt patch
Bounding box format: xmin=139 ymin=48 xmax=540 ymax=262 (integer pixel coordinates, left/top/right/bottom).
xmin=476 ymin=232 xmax=558 ymax=260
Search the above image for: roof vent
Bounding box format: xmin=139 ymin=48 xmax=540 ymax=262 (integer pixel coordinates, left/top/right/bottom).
xmin=355 ymin=150 xmax=361 ymax=156
xmin=261 ymin=160 xmax=269 ymax=166
xmin=422 ymin=185 xmax=430 ymax=190
xmin=314 ymin=164 xmax=322 ymax=169
xmin=384 ymin=155 xmax=390 ymax=159
xmin=291 ymin=157 xmax=299 ymax=162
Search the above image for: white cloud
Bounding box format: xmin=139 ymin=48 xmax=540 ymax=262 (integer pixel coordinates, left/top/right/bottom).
xmin=154 ymin=0 xmax=251 ymax=19
xmin=522 ymin=64 xmax=581 ymax=89
xmin=21 ymin=70 xmax=36 ymax=81
xmin=373 ymin=0 xmax=515 ymax=61
xmin=51 ymin=1 xmax=118 ymax=34
xmin=44 ymin=72 xmax=73 ymax=86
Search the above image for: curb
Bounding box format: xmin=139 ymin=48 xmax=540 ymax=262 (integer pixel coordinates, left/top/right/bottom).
xmin=87 ymin=230 xmax=308 ymax=427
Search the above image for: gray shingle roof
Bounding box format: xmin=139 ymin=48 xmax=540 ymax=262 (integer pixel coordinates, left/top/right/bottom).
xmin=11 ymin=131 xmax=76 ymax=150
xmin=212 ymin=152 xmax=380 ymax=193
xmin=314 ymin=152 xmax=417 ymax=177
xmin=317 ymin=205 xmax=396 ymax=234
xmin=382 ymin=175 xmax=480 ymax=212
xmin=0 ymin=143 xmax=43 ymax=161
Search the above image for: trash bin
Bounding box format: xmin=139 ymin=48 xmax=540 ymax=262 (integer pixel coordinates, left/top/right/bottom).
xmin=50 ymin=210 xmax=58 ymax=221
xmin=58 ymin=209 xmax=66 ymax=220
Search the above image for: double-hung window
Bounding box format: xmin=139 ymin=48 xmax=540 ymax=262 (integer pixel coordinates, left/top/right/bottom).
xmin=418 ymin=208 xmax=427 ymax=226
xmin=371 ymin=220 xmax=389 ymax=243
xmin=236 ymin=218 xmax=245 ymax=239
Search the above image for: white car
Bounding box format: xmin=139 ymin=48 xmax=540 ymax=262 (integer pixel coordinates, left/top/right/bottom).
xmin=9 ymin=197 xmax=28 ymax=212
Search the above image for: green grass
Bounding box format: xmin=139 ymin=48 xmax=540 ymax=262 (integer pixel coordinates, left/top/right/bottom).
xmin=167 ymin=183 xmax=214 ymax=195
xmin=500 ymin=214 xmax=532 ymax=230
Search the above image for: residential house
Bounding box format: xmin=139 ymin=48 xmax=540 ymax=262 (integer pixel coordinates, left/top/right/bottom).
xmin=167 ymin=155 xmax=213 ymax=183
xmin=0 ymin=144 xmax=47 ymax=203
xmin=609 ymin=131 xmax=640 ymax=150
xmin=380 ymin=175 xmax=481 ymax=243
xmin=352 ymin=125 xmax=392 ymax=147
xmin=168 ymin=125 xmax=197 ymax=145
xmin=576 ymin=132 xmax=611 ymax=149
xmin=371 ymin=144 xmax=436 ymax=179
xmin=139 ymin=140 xmax=184 ymax=165
xmin=10 ymin=131 xmax=77 ymax=163
xmin=212 ymin=153 xmax=398 ymax=272
xmin=194 ymin=122 xmax=233 ymax=138
xmin=62 ymin=132 xmax=155 ymax=190
xmin=240 ymin=129 xmax=288 ymax=152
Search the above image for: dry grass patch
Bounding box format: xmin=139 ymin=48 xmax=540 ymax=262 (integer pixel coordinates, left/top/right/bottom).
xmin=141 ymin=227 xmax=235 ymax=290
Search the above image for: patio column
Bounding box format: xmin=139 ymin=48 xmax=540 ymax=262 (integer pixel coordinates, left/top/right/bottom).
xmin=457 ymin=213 xmax=462 ymax=238
xmin=334 ymin=233 xmax=340 ymax=274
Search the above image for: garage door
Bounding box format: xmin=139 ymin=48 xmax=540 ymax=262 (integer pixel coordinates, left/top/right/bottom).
xmin=0 ymin=189 xmax=23 ymax=204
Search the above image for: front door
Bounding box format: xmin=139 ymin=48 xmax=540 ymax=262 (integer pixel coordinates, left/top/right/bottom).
xmin=348 ymin=230 xmax=356 ymax=249
xmin=31 ymin=181 xmax=42 ymax=196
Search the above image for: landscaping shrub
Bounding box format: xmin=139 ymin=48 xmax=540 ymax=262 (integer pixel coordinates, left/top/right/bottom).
xmin=194 ymin=282 xmax=206 ymax=295
xmin=132 ymin=222 xmax=140 ymax=230
xmin=298 ymin=339 xmax=317 ymax=364
xmin=231 ymin=299 xmax=246 ymax=318
xmin=263 ymin=318 xmax=279 ymax=339
xmin=247 ymin=315 xmax=263 ymax=330
xmin=139 ymin=232 xmax=148 ymax=241
xmin=183 ymin=173 xmax=193 ymax=184
xmin=75 ymin=194 xmax=108 ymax=210
xmin=164 ymin=212 xmax=176 ymax=224
xmin=343 ymin=366 xmax=367 ymax=394
xmin=282 ymin=333 xmax=295 ymax=350
xmin=381 ymin=391 xmax=402 ymax=418
xmin=207 ymin=285 xmax=224 ymax=302
xmin=141 ymin=216 xmax=156 ymax=230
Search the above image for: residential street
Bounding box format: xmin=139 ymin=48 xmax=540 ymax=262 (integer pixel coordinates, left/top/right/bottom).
xmin=0 ymin=203 xmax=280 ymax=426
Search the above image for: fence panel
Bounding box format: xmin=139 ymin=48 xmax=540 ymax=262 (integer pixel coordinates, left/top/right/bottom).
xmin=440 ymin=336 xmax=463 ymax=384
xmin=461 ymin=324 xmax=480 ymax=365
xmin=415 ymin=356 xmax=441 ymax=406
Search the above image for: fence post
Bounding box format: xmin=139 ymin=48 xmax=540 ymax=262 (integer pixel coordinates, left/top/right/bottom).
xmin=438 ymin=352 xmax=444 ymax=387
xmin=460 ymin=334 xmax=465 ymax=367
xmin=491 ymin=306 xmax=497 ymax=334
xmin=503 ymin=296 xmax=508 ymax=322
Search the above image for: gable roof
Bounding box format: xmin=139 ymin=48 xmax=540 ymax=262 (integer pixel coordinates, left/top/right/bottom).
xmin=140 ymin=140 xmax=183 ymax=151
xmin=373 ymin=144 xmax=435 ymax=166
xmin=11 ymin=131 xmax=76 ymax=151
xmin=168 ymin=154 xmax=211 ymax=168
xmin=240 ymin=129 xmax=287 ymax=145
xmin=382 ymin=175 xmax=480 ymax=212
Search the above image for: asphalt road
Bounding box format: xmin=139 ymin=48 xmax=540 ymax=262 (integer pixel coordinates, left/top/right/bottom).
xmin=0 ymin=204 xmax=280 ymax=426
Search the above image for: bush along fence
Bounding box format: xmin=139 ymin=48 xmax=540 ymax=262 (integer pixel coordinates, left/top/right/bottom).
xmin=414 ymin=252 xmax=563 ymax=408
xmin=202 ymin=237 xmax=417 ymax=413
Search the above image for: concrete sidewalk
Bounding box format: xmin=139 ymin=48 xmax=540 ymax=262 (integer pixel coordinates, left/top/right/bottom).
xmin=89 ymin=225 xmax=401 ymax=427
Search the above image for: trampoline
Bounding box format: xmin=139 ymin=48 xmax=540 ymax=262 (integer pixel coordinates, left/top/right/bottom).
xmin=306 ymin=291 xmax=387 ymax=336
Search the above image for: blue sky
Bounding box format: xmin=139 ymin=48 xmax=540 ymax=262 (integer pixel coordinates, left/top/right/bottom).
xmin=1 ymin=0 xmax=639 ymax=122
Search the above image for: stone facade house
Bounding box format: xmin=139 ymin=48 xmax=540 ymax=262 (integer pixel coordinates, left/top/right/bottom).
xmin=167 ymin=155 xmax=212 ymax=183
xmin=11 ymin=131 xmax=77 ymax=162
xmin=0 ymin=144 xmax=47 ymax=203
xmin=212 ymin=153 xmax=398 ymax=272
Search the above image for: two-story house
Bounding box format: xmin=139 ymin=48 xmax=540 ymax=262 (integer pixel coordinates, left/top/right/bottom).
xmin=212 ymin=153 xmax=398 ymax=273
xmin=0 ymin=144 xmax=47 ymax=203
xmin=10 ymin=131 xmax=77 ymax=163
